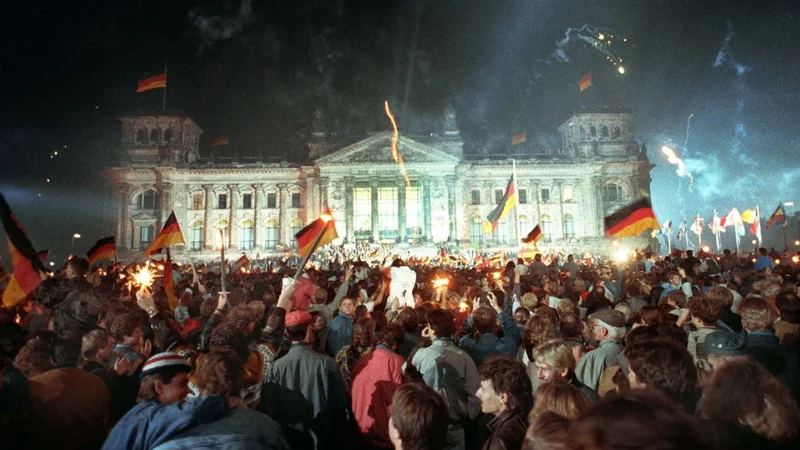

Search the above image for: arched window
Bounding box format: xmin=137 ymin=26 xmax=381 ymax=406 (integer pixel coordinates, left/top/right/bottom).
xmin=265 ymin=219 xmax=279 ymax=250
xmin=136 ymin=129 xmax=146 ymax=143
xmin=189 ymin=220 xmax=204 ymax=251
xmin=602 ymin=126 xmax=609 ymax=138
xmin=541 ymin=214 xmax=552 ymax=243
xmin=240 ymin=220 xmax=255 ymax=250
xmin=150 ymin=129 xmax=159 ymax=142
xmin=217 ymin=219 xmax=229 ymax=249
xmin=590 ymin=126 xmax=597 ymax=137
xmin=493 ymin=219 xmax=512 ymax=245
xmin=289 ymin=219 xmax=303 ymax=249
xmin=164 ymin=129 xmax=172 ymax=142
xmin=613 ymin=126 xmax=621 ymax=139
xmin=602 ymin=183 xmax=624 ymax=202
xmin=563 ymin=214 xmax=575 ymax=240
xmin=134 ymin=190 xmax=160 ymax=210
xmin=470 ymin=216 xmax=483 ymax=245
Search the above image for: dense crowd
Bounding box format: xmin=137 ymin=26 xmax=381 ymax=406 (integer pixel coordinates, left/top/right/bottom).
xmin=1 ymin=246 xmax=799 ymax=449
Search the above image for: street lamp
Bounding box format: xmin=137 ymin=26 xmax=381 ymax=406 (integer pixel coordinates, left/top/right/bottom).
xmin=71 ymin=233 xmax=81 ymax=252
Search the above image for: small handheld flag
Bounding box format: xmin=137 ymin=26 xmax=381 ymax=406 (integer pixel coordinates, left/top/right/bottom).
xmin=0 ymin=193 xmax=47 ymax=307
xmin=295 ymin=210 xmax=338 ymax=259
xmin=483 ymin=176 xmax=518 ymax=233
xmin=87 ymin=236 xmax=116 ymax=266
xmin=522 ymin=225 xmax=543 ymax=245
xmin=604 ymin=198 xmax=660 ymax=238
xmin=144 ymin=212 xmax=185 ymax=255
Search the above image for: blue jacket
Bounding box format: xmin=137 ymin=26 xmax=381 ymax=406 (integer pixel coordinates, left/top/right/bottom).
xmin=326 ymin=314 xmax=354 ymax=357
xmin=458 ymin=311 xmax=522 ymax=366
xmin=102 ymin=396 xmax=229 ymax=450
xmin=154 ymin=409 xmax=290 ymax=450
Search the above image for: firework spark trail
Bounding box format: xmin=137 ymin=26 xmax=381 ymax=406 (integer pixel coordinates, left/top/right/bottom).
xmin=384 ymin=101 xmax=410 ymax=187
xmin=682 ymin=113 xmax=694 ymax=153
xmin=552 ymin=24 xmax=627 ymax=73
xmin=661 ymin=145 xmax=694 ymax=191
xmin=713 ymin=22 xmax=754 ymax=165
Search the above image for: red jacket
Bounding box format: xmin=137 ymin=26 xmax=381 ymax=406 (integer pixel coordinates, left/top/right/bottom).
xmin=292 ymin=275 xmax=317 ymax=312
xmin=350 ymin=347 xmax=405 ymax=448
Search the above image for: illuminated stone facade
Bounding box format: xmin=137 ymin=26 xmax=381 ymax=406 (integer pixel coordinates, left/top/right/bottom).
xmin=106 ymin=107 xmax=653 ymax=260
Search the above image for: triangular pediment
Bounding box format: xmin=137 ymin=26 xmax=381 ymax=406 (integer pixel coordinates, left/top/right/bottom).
xmin=315 ymin=131 xmax=460 ymax=165
xmin=130 ymin=212 xmax=157 ymax=222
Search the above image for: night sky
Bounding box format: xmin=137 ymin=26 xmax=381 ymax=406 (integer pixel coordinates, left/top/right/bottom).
xmin=2 ymin=0 xmax=799 ymax=261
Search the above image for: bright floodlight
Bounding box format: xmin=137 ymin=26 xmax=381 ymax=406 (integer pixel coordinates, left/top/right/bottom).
xmin=73 ymin=233 xmax=81 ymax=239
xmin=615 ymin=249 xmax=628 ymax=263
xmin=702 ymin=246 xmax=710 ymax=253
xmin=751 ymin=240 xmax=757 ymax=245
xmin=618 ymin=66 xmax=625 ymax=74
xmin=785 ymin=202 xmax=795 ymax=206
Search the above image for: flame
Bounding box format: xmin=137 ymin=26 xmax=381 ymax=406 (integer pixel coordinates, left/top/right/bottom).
xmin=133 ymin=261 xmax=155 ymax=289
xmin=384 ymin=101 xmax=411 ymax=187
xmin=459 ymin=302 xmax=469 ymax=312
xmin=433 ymin=278 xmax=449 ymax=288
xmin=14 ymin=314 xmax=22 ymax=325
xmin=492 ymin=272 xmax=501 ymax=280
xmin=792 ymin=256 xmax=798 ymax=264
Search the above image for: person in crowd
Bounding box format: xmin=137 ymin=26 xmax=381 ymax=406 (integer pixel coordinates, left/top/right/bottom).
xmin=679 ymin=294 xmax=725 ymax=372
xmin=528 ymin=381 xmax=590 ymax=423
xmin=704 ymin=330 xmax=749 ymax=372
xmin=459 ymin=291 xmax=522 ymax=365
xmin=327 ymin=297 xmax=356 ymax=356
xmin=388 ymin=382 xmax=449 ymax=450
xmin=533 ymin=339 xmax=598 ymax=402
xmin=624 ymin=338 xmax=698 ymax=412
xmin=574 ymin=309 xmax=625 ymax=392
xmin=335 ymin=317 xmax=375 ymax=387
xmin=475 ymin=356 xmax=532 ymax=450
xmin=775 ymin=290 xmax=800 ymax=349
xmin=707 ymin=285 xmax=743 ymax=333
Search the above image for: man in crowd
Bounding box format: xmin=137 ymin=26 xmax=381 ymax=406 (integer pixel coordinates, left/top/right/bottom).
xmin=459 ymin=292 xmax=521 ymax=365
xmin=389 ymin=382 xmax=449 ymax=450
xmin=475 ymin=356 xmax=532 ymax=450
xmin=574 ymin=309 xmax=626 ymax=392
xmin=533 ymin=339 xmax=597 ymax=402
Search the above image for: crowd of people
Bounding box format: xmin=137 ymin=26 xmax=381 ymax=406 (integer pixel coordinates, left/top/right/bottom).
xmin=1 ymin=245 xmax=799 ymax=449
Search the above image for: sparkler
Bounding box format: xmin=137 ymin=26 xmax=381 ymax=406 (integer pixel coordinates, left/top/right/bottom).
xmin=660 ymin=145 xmax=694 ymax=190
xmin=384 ymin=101 xmax=411 ymax=187
xmin=492 ymin=272 xmax=501 ymax=280
xmin=459 ymin=302 xmax=469 ymax=312
xmin=433 ymin=278 xmax=449 ymax=289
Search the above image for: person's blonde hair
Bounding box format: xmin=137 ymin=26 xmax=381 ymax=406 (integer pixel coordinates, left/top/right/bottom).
xmin=556 ymin=298 xmax=576 ymax=317
xmin=533 ymin=339 xmax=576 ymax=373
xmin=521 ymin=292 xmax=539 ymax=310
xmin=530 ymin=381 xmax=589 ymax=423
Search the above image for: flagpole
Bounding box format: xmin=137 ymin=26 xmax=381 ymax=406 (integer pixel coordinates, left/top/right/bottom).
xmin=163 ymin=63 xmax=168 ymax=112
xmin=219 ymin=230 xmax=226 ymax=294
xmin=293 ymin=221 xmax=332 ymax=281
xmin=667 ymin=231 xmax=672 ymax=255
xmin=756 ymin=205 xmax=761 ymax=248
xmin=512 ymin=159 xmax=522 ymax=250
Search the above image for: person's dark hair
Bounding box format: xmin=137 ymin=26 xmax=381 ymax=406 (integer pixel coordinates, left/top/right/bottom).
xmin=623 ymin=325 xmax=660 ymax=347
xmin=558 ymin=313 xmax=581 ymax=340
xmin=354 ymin=304 xmax=370 ymax=322
xmin=137 ymin=370 xmax=184 ymax=403
xmin=398 ymin=308 xmax=418 ymax=333
xmin=522 ymin=411 xmax=569 ymax=450
xmin=478 ymin=356 xmax=533 ymax=414
xmin=196 ymin=348 xmax=244 ymax=397
xmin=67 ymin=257 xmax=89 ymax=278
xmin=654 ymin=323 xmax=689 ymax=347
xmin=200 ymin=296 xmax=219 ymax=319
xmin=14 ymin=338 xmax=54 ymax=378
xmin=625 ymin=339 xmax=698 ymax=412
xmin=391 ymin=382 xmax=449 ymax=450
xmin=567 ymin=391 xmax=705 ymax=449
xmin=109 ymin=313 xmax=142 ymax=342
xmin=348 ymin=318 xmax=376 ymax=359
xmin=426 ymin=309 xmax=454 ymax=338
xmin=377 ymin=323 xmax=405 ymax=350
xmin=637 ymin=305 xmax=664 ymax=327
xmin=209 ymin=322 xmax=249 ymax=362
xmin=81 ymin=329 xmax=111 ymax=361
xmin=52 ymin=339 xmax=81 ymax=368
xmin=227 ymin=304 xmax=256 ymax=333
xmin=473 ymin=306 xmax=498 ymax=334
xmin=706 ymin=286 xmax=734 ymax=309
xmin=776 ymin=291 xmax=800 ymax=324
xmin=687 ymin=294 xmax=722 ymax=326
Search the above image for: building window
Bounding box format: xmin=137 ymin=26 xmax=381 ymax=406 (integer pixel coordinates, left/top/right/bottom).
xmin=519 ymin=189 xmax=528 ymax=204
xmin=164 ymin=129 xmax=172 ymax=142
xmin=541 ymin=188 xmax=550 ymax=203
xmin=470 ymin=217 xmax=484 ymax=245
xmin=135 ymin=190 xmax=161 ymax=211
xmin=291 ymin=192 xmax=301 ymax=208
xmin=242 ymin=193 xmax=253 ymax=209
xmin=406 ymin=184 xmax=423 ymax=238
xmin=563 ymin=186 xmax=574 ymax=203
xmin=602 ymin=126 xmax=609 ymax=138
xmin=192 ymin=193 xmax=204 ymax=210
xmin=289 ymin=219 xmax=303 ymax=248
xmin=353 ymin=186 xmax=372 ymax=240
xmin=494 ymin=189 xmax=504 ymax=204
xmin=613 ymin=126 xmax=621 ymax=139
xmin=139 ymin=225 xmax=154 ymax=250
xmin=150 ymin=129 xmax=159 ymax=142
xmin=519 ymin=215 xmax=531 ymax=238
xmin=189 ymin=221 xmax=204 ymax=251
xmin=590 ymin=126 xmax=597 ymax=137
xmin=602 ymin=183 xmax=623 ymax=202
xmin=493 ymin=219 xmax=512 ymax=245
xmin=136 ymin=129 xmax=146 ymax=143
xmin=217 ymin=194 xmax=228 ymax=209
xmin=377 ymin=184 xmax=398 ymax=240
xmin=265 ymin=220 xmax=278 ymax=249
xmin=563 ymin=214 xmax=575 ymax=240
xmin=240 ymin=220 xmax=255 ymax=250
xmin=541 ymin=215 xmax=552 ymax=242
xmin=266 ymin=193 xmax=277 ymax=209
xmin=470 ymin=190 xmax=481 ymax=205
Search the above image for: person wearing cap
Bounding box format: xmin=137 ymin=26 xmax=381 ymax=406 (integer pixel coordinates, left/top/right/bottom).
xmin=574 ymin=309 xmax=626 ymax=392
xmin=103 ymin=352 xmax=240 ymax=450
xmin=261 ymin=310 xmax=351 ymax=449
xmin=705 ymin=330 xmax=748 ymax=371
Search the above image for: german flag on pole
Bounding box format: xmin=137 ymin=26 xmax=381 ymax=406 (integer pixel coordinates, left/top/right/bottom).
xmin=522 ymin=224 xmax=543 ymax=245
xmin=511 ymin=132 xmax=527 ymax=146
xmin=87 ymin=236 xmax=116 ymax=266
xmin=579 ymin=73 xmax=592 ymax=92
xmin=0 ymin=193 xmax=47 ymax=307
xmin=604 ymin=198 xmax=660 ymax=238
xmin=136 ymin=72 xmax=167 ymax=92
xmin=144 ymin=211 xmax=185 ymax=255
xmin=233 ymin=254 xmax=250 ymax=271
xmin=295 ymin=210 xmax=338 ymax=258
xmin=483 ymin=176 xmax=518 ymax=232
xmin=766 ymin=203 xmax=786 ymax=229
xmin=210 ymin=134 xmax=230 ymax=147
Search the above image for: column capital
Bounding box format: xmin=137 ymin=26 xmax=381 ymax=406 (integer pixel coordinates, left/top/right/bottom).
xmin=370 ymin=179 xmax=379 ymax=188
xmin=445 ymin=175 xmax=457 ymax=184
xmin=252 ymin=183 xmax=263 ymax=190
xmin=344 ymin=177 xmax=355 ymax=187
xmin=202 ymin=184 xmax=214 ymax=191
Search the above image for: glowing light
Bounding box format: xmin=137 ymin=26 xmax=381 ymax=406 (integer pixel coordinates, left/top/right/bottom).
xmin=433 ymin=278 xmax=449 ymax=288
xmin=73 ymin=233 xmax=81 ymax=239
xmin=384 ymin=101 xmax=410 ymax=187
xmin=54 ymin=151 xmax=58 ymax=156
xmin=119 ymin=273 xmax=126 ymax=279
xmin=660 ymin=145 xmax=694 ymax=188
xmin=240 ymin=267 xmax=247 ymax=273
xmin=751 ymin=240 xmax=757 ymax=245
xmin=597 ymin=33 xmax=605 ymax=40
xmin=49 ymin=262 xmax=54 ymax=267
xmin=618 ymin=66 xmax=625 ymax=74
xmin=459 ymin=302 xmax=469 ymax=312
xmin=133 ymin=262 xmax=155 ymax=289
xmin=775 ymin=259 xmax=781 ymax=265
xmin=14 ymin=314 xmax=22 ymax=325
xmin=751 ymin=258 xmax=756 ymax=263
xmin=46 ymin=178 xmax=50 ymax=183
xmin=792 ymin=256 xmax=799 ymax=264
xmin=615 ymin=249 xmax=628 ymax=263
xmin=492 ymin=272 xmax=501 ymax=280
xmin=795 ymin=240 xmax=800 ymax=247
xmin=702 ymin=246 xmax=710 ymax=253
xmin=320 ymin=213 xmax=333 ymax=223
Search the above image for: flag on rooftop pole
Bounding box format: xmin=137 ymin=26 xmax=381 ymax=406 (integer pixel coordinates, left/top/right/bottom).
xmin=136 ymin=72 xmax=167 ymax=92
xmin=511 ymin=132 xmax=527 ymax=146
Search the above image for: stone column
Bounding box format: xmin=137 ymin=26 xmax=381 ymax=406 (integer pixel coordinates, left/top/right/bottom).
xmin=119 ymin=186 xmax=132 ymax=250
xmin=556 ymin=179 xmax=564 ymax=240
xmin=344 ymin=178 xmax=355 ymax=242
xmin=203 ymin=184 xmax=214 ymax=249
xmin=530 ymin=180 xmax=541 ymax=223
xmin=422 ymin=177 xmax=432 ymax=241
xmin=321 ymin=177 xmax=330 ymax=209
xmin=370 ymin=180 xmax=379 ymax=241
xmin=253 ymin=184 xmax=262 ymax=250
xmin=446 ymin=175 xmax=457 ymax=241
xmin=483 ymin=181 xmax=495 ymax=243
xmin=592 ymin=177 xmax=604 ymax=237
xmin=228 ymin=185 xmax=237 ymax=249
xmin=277 ymin=184 xmax=287 ymax=245
xmin=397 ymin=180 xmax=407 ymax=242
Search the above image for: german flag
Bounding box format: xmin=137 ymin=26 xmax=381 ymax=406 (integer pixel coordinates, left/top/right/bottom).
xmin=604 ymin=198 xmax=660 ymax=238
xmin=233 ymin=254 xmax=250 ymax=271
xmin=0 ymin=194 xmax=47 ymax=307
xmin=511 ymin=132 xmax=527 ymax=146
xmin=483 ymin=176 xmax=518 ymax=232
xmin=144 ymin=211 xmax=185 ymax=255
xmin=87 ymin=236 xmax=116 ymax=266
xmin=136 ymin=72 xmax=166 ymax=92
xmin=522 ymin=225 xmax=543 ymax=245
xmin=766 ymin=203 xmax=786 ymax=229
xmin=579 ymin=73 xmax=592 ymax=92
xmin=164 ymin=259 xmax=178 ymax=311
xmin=210 ymin=134 xmax=229 ymax=147
xmin=295 ymin=210 xmax=338 ymax=258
